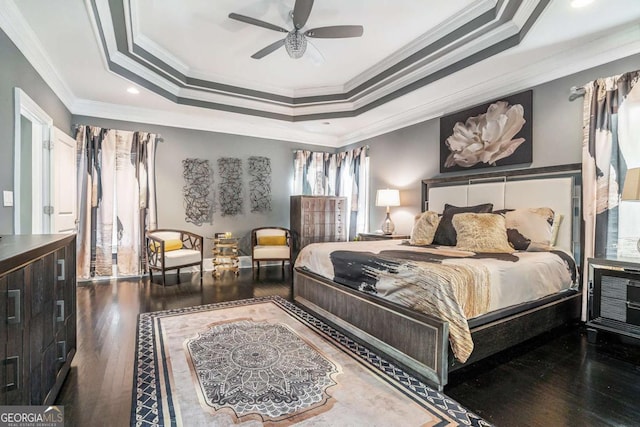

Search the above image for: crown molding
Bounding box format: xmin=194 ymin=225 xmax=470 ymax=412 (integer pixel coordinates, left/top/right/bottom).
xmin=343 ymin=0 xmax=498 ymax=94
xmin=71 ymin=99 xmax=341 ymax=146
xmin=0 ymin=0 xmax=76 ymax=110
xmin=339 ymin=22 xmax=640 ymax=146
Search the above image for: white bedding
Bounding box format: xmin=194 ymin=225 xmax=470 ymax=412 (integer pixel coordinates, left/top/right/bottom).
xmin=295 ymin=239 xmax=577 ymax=318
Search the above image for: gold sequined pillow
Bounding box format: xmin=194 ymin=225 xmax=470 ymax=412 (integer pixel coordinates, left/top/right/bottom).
xmin=410 ymin=211 xmax=441 ymax=245
xmin=452 ymin=213 xmax=514 ymax=253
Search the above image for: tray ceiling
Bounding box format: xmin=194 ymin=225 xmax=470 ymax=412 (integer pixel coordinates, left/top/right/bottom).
xmin=2 ymin=0 xmax=640 ymax=146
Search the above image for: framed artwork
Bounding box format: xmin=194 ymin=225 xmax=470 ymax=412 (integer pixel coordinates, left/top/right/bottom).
xmin=439 ymin=90 xmax=532 ymax=173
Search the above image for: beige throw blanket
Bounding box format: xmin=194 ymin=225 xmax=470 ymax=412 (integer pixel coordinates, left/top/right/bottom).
xmin=368 ymin=261 xmax=490 ymax=362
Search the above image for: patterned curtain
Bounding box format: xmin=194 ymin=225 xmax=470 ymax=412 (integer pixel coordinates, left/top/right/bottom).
xmin=75 ymin=125 xmax=158 ymax=279
xmin=581 ymin=70 xmax=640 ymax=319
xmin=293 ymin=146 xmax=369 ymax=239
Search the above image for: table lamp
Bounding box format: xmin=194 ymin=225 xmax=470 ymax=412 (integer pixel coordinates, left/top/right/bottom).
xmin=375 ymin=189 xmax=400 ymax=235
xmin=622 ymin=167 xmax=640 ymax=252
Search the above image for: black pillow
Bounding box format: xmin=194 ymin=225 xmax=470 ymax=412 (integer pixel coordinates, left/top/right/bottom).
xmin=432 ymin=203 xmax=494 ymax=246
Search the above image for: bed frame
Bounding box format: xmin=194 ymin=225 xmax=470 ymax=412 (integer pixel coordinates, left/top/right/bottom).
xmin=293 ymin=164 xmax=583 ymax=391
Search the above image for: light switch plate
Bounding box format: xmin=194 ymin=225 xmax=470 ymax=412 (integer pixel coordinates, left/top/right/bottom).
xmin=3 ymin=190 xmax=14 ymax=207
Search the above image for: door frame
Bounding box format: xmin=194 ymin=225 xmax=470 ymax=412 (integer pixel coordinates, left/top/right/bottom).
xmin=14 ymin=87 xmax=53 ymax=234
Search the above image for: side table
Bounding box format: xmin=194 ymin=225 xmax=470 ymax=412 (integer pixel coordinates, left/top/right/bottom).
xmin=586 ymin=257 xmax=640 ymax=342
xmin=212 ymin=236 xmax=240 ymax=278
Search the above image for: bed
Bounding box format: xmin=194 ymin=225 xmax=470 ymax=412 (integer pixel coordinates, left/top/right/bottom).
xmin=293 ymin=164 xmax=582 ymax=390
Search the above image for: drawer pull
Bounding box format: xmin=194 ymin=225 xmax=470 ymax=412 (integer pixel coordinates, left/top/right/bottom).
xmin=7 ymin=289 xmax=20 ymax=324
xmin=627 ymin=301 xmax=640 ymax=310
xmin=57 ymin=341 xmax=66 ymax=363
xmin=3 ymin=356 xmax=19 ymax=390
xmin=57 ymin=259 xmax=65 ymax=281
xmin=56 ymin=300 xmax=65 ymax=322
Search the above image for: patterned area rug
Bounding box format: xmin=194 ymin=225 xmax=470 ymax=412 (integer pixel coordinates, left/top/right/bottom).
xmin=132 ymin=296 xmax=491 ymax=426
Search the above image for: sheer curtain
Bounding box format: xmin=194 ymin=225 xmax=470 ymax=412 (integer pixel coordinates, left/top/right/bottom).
xmin=75 ymin=125 xmax=158 ymax=279
xmin=581 ymin=70 xmax=640 ymax=319
xmin=293 ymin=146 xmax=369 ymax=239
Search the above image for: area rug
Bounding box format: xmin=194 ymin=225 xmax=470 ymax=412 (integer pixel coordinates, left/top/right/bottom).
xmin=132 ymin=296 xmax=491 ymax=426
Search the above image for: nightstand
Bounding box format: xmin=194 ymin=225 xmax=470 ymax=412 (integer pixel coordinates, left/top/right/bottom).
xmin=357 ymin=232 xmax=410 ymax=241
xmin=587 ymin=257 xmax=640 ymax=343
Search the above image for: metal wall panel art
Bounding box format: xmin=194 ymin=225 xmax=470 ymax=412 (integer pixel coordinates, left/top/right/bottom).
xmin=182 ymin=158 xmax=214 ymax=225
xmin=248 ymin=156 xmax=272 ymax=213
xmin=218 ymin=157 xmax=243 ymax=216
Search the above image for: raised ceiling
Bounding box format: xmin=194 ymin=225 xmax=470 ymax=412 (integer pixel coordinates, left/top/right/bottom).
xmin=2 ymin=0 xmax=640 ymax=146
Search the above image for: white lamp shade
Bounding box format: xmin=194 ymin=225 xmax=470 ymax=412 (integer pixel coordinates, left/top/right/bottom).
xmin=375 ymin=189 xmax=400 ymax=207
xmin=622 ymin=168 xmax=640 ymax=201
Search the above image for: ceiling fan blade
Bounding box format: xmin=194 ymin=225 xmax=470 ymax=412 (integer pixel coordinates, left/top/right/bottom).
xmin=305 ymin=40 xmax=325 ymax=66
xmin=292 ymin=0 xmax=314 ymax=29
xmin=305 ymin=25 xmax=364 ymax=38
xmin=251 ymin=39 xmax=286 ymax=59
xmin=228 ymin=13 xmax=288 ymax=33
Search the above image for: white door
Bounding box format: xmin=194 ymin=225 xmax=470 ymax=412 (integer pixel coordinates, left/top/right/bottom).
xmin=51 ymin=127 xmax=77 ymax=234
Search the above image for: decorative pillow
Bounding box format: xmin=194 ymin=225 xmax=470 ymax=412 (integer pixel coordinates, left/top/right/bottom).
xmin=453 ymin=213 xmax=514 ymax=253
xmin=494 ymin=207 xmax=555 ymax=251
xmin=150 ymin=239 xmax=183 ymax=252
xmin=550 ymin=214 xmax=563 ymax=247
xmin=410 ymin=211 xmax=441 ymax=245
xmin=258 ymin=235 xmax=287 ymax=246
xmin=432 ymin=203 xmax=494 ymax=246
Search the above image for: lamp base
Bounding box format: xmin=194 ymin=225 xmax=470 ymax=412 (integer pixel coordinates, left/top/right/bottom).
xmin=381 ymin=212 xmax=395 ymax=235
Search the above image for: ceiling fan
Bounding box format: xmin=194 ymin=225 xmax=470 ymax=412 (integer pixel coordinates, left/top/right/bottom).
xmin=229 ymin=0 xmax=364 ymax=60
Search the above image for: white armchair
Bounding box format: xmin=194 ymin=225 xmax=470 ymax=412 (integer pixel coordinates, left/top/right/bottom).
xmin=146 ymin=229 xmax=203 ymax=286
xmin=251 ymin=227 xmax=292 ymax=274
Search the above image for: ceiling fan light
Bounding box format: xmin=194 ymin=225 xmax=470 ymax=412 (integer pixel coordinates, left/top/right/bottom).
xmin=285 ymin=31 xmax=307 ymax=59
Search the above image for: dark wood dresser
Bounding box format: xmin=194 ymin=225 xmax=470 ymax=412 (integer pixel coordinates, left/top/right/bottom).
xmin=290 ymin=196 xmax=347 ymax=251
xmin=587 ymin=257 xmax=640 ymax=343
xmin=0 ymin=234 xmax=76 ymax=405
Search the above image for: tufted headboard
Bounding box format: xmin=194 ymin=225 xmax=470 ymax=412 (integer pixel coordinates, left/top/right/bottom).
xmin=421 ymin=164 xmax=582 ymax=258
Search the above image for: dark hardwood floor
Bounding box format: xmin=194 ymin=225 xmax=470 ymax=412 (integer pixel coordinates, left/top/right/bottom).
xmin=56 ymin=268 xmax=640 ymax=427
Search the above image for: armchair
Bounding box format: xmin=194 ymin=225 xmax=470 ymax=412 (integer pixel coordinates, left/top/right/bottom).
xmin=251 ymin=227 xmax=292 ymax=273
xmin=146 ymin=229 xmax=203 ymax=286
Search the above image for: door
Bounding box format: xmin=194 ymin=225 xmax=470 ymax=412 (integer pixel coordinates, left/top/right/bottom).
xmin=51 ymin=127 xmax=77 ymax=234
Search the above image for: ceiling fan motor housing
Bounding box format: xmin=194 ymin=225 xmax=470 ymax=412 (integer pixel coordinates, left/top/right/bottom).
xmin=285 ymin=31 xmax=307 ymax=59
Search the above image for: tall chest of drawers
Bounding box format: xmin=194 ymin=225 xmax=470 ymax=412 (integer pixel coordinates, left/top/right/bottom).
xmin=290 ymin=196 xmax=347 ymax=251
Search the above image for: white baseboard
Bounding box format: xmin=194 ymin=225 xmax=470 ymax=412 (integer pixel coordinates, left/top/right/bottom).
xmin=183 ymin=256 xmax=289 ymax=272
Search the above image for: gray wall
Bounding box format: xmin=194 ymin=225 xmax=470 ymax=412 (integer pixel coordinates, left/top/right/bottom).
xmin=0 ymin=28 xmax=72 ymax=234
xmin=360 ymin=53 xmax=640 ymax=235
xmin=72 ymin=115 xmax=330 ymax=254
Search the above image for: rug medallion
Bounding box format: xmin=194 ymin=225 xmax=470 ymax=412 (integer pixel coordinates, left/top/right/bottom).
xmin=184 ymin=320 xmax=339 ymax=422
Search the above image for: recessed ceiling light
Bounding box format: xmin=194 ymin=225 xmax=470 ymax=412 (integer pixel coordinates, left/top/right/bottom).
xmin=571 ymin=0 xmax=594 ymax=8
xmin=127 ymin=87 xmax=140 ymax=94
xmin=322 ymin=121 xmax=331 ymax=125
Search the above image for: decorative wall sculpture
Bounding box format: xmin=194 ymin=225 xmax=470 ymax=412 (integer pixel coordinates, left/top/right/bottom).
xmin=218 ymin=157 xmax=243 ymax=216
xmin=439 ymin=90 xmax=533 ymax=173
xmin=182 ymin=158 xmax=214 ymax=225
xmin=248 ymin=156 xmax=272 ymax=213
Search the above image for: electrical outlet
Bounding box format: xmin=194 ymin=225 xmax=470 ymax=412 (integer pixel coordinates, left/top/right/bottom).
xmin=3 ymin=191 xmax=14 ymax=207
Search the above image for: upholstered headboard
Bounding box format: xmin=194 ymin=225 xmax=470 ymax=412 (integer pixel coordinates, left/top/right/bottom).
xmin=421 ymin=165 xmax=581 ymax=257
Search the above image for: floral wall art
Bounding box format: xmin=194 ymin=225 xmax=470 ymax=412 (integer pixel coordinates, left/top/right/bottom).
xmin=439 ymin=90 xmax=533 ymax=173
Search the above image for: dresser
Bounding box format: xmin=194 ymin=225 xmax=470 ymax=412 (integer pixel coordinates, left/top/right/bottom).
xmin=290 ymin=196 xmax=347 ymax=251
xmin=0 ymin=234 xmax=76 ymax=405
xmin=587 ymin=257 xmax=640 ymax=343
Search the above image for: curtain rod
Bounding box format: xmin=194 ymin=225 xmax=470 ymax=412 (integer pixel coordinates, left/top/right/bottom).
xmin=569 ymin=86 xmax=586 ymax=101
